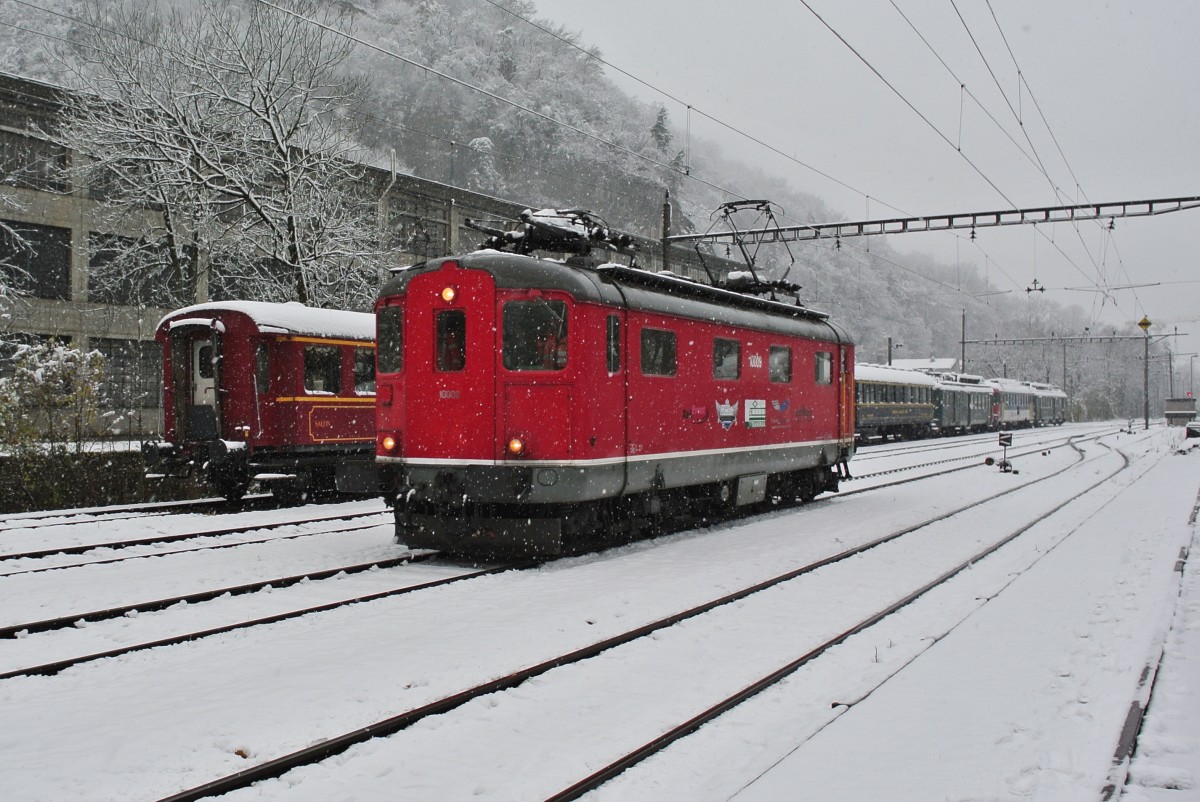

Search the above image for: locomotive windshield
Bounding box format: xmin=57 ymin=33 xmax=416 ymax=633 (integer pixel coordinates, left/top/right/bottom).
xmin=376 ymin=306 xmax=402 ymax=373
xmin=503 ymin=300 xmax=568 ymax=371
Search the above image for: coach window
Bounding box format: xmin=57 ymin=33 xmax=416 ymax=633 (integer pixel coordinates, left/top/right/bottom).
xmin=376 ymin=306 xmax=402 ymax=373
xmin=641 ymin=328 xmax=677 ymax=376
xmin=304 ymin=345 xmax=341 ymax=394
xmin=255 ymin=343 xmax=269 ymax=395
xmin=606 ymin=315 xmax=621 ymax=373
xmin=436 ymin=309 xmax=466 ymax=372
xmin=815 ymin=351 xmax=832 ymax=386
xmin=769 ymin=346 xmax=792 ymax=383
xmin=713 ymin=338 xmax=740 ymax=379
xmin=503 ymin=300 xmax=568 ymax=371
xmin=354 ymin=347 xmax=375 ymax=394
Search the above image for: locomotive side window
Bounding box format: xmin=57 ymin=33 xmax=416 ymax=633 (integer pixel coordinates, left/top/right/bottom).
xmin=354 ymin=347 xmax=375 ymax=394
xmin=769 ymin=346 xmax=792 ymax=383
xmin=502 ymin=300 xmax=568 ymax=371
xmin=606 ymin=315 xmax=621 ymax=373
xmin=377 ymin=306 xmax=402 ymax=373
xmin=640 ymin=328 xmax=676 ymax=376
xmin=255 ymin=343 xmax=269 ymax=395
xmin=436 ymin=310 xmax=466 ymax=372
xmin=815 ymin=351 xmax=832 ymax=385
xmin=304 ymin=345 xmax=341 ymax=394
xmin=713 ymin=338 xmax=740 ymax=379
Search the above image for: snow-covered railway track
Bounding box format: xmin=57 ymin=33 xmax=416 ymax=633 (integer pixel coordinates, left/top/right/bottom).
xmin=0 ymin=558 xmax=519 ymax=681
xmin=845 ymin=428 xmax=1111 ymax=489
xmin=0 ymin=507 xmax=387 ymax=564
xmin=152 ymin=434 xmax=1130 ymax=801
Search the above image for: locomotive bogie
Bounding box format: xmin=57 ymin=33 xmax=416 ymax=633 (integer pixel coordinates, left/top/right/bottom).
xmin=146 ymin=301 xmax=376 ymax=502
xmin=375 ymin=253 xmax=855 ymax=556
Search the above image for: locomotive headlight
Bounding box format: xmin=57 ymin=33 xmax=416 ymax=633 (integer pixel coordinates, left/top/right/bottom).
xmin=440 ymin=286 xmax=457 ymax=303
xmin=381 ymin=434 xmax=398 ymax=453
xmin=507 ymin=437 xmax=525 ymax=456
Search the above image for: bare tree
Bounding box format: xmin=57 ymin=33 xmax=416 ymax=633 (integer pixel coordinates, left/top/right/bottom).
xmin=57 ymin=0 xmax=384 ymax=310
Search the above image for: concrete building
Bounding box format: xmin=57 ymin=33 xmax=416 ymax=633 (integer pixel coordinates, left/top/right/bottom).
xmin=0 ymin=72 xmax=719 ymax=437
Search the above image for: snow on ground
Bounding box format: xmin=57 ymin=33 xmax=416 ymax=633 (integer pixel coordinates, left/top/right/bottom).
xmin=0 ymin=423 xmax=1196 ymax=800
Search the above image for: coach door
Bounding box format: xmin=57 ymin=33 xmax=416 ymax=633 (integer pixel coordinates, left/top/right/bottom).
xmin=187 ymin=335 xmax=221 ymax=440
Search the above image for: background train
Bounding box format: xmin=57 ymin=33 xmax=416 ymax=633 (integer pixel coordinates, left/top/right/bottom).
xmin=372 ymin=209 xmax=856 ymax=556
xmin=143 ymin=301 xmax=376 ymax=502
xmin=855 ymin=363 xmax=1067 ymax=441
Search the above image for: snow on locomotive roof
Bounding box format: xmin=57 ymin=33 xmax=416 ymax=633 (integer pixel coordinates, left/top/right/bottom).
xmin=855 ymin=363 xmax=939 ymax=386
xmin=158 ymin=301 xmax=373 ymax=341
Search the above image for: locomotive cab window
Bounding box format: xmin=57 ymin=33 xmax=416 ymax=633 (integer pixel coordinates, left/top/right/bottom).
xmin=503 ymin=300 xmax=568 ymax=371
xmin=640 ymin=328 xmax=677 ymax=376
xmin=769 ymin=346 xmax=792 ymax=383
xmin=815 ymin=351 xmax=832 ymax=386
xmin=304 ymin=345 xmax=341 ymax=394
xmin=376 ymin=306 xmax=402 ymax=373
xmin=436 ymin=309 xmax=466 ymax=372
xmin=713 ymin=338 xmax=740 ymax=379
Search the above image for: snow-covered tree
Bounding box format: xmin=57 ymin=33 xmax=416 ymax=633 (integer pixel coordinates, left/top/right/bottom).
xmin=465 ymin=136 xmax=504 ymax=194
xmin=0 ymin=340 xmax=106 ymax=455
xmin=56 ymin=0 xmax=385 ymax=309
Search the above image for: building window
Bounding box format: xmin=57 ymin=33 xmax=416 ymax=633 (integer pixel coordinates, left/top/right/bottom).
xmin=92 ymin=338 xmax=163 ymax=411
xmin=304 ymin=345 xmax=341 ymax=394
xmin=1 ymin=219 xmax=71 ymax=300
xmin=640 ymin=328 xmax=676 ymax=377
xmin=0 ymin=130 xmax=67 ymax=192
xmin=87 ymin=233 xmax=182 ymax=307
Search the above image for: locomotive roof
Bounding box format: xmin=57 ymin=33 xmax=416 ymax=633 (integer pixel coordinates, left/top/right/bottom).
xmin=157 ymin=301 xmax=374 ymax=341
xmin=382 ymin=252 xmax=854 ymax=344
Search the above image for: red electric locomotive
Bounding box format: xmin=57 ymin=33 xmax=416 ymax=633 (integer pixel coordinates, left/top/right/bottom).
xmin=374 ymin=211 xmax=856 ymax=555
xmin=144 ymin=301 xmax=376 ymax=502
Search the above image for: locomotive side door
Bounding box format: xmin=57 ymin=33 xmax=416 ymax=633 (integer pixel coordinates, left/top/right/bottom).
xmin=403 ymin=265 xmax=497 ymax=462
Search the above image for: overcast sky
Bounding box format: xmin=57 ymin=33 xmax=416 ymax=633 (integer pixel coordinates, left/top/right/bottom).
xmin=534 ymin=0 xmax=1200 ymax=365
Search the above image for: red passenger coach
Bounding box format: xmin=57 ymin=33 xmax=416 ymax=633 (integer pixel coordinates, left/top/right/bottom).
xmin=144 ymin=301 xmax=376 ymax=502
xmin=375 ymin=211 xmax=856 ymax=556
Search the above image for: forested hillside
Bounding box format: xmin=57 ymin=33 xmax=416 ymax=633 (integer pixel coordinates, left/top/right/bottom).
xmin=0 ymin=0 xmax=1150 ymax=418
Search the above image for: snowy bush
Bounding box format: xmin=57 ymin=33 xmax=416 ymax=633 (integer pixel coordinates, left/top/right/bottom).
xmin=0 ymin=340 xmax=107 ymax=455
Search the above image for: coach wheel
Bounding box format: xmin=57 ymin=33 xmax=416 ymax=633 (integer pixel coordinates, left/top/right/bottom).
xmin=213 ymin=470 xmax=250 ymax=502
xmin=269 ymin=479 xmax=309 ymax=506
